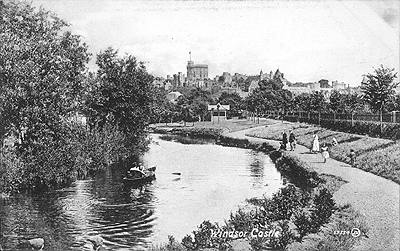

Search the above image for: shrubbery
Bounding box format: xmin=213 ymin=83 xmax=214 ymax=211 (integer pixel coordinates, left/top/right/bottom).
xmin=271 ymin=151 xmax=322 ymax=188
xmin=154 ymin=184 xmax=344 ymax=251
xmin=287 ymin=204 xmax=369 ymax=251
xmin=0 ymin=122 xmax=128 ymax=194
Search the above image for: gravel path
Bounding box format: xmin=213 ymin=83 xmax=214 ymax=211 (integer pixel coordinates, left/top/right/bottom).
xmin=225 ymin=125 xmax=400 ymax=251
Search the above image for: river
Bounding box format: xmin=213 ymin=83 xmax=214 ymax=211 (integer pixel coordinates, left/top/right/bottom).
xmin=0 ymin=134 xmax=282 ymax=250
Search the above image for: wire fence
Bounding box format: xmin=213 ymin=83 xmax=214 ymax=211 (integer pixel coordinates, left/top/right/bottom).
xmin=262 ymin=110 xmax=400 ymax=124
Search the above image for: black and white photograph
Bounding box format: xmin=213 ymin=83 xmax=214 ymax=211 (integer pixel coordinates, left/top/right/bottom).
xmin=0 ymin=0 xmax=399 ymax=250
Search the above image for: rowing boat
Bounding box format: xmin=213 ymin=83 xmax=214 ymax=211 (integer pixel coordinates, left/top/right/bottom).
xmin=123 ymin=166 xmax=156 ymax=184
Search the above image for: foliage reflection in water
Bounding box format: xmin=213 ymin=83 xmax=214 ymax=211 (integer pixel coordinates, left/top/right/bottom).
xmin=0 ymin=134 xmax=282 ymax=250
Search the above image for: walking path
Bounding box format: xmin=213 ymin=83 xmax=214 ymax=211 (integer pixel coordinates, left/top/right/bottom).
xmin=224 ymin=126 xmax=400 ymax=251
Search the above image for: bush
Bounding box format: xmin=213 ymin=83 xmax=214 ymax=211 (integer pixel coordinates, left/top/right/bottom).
xmin=0 ymin=122 xmax=128 ymax=193
xmin=181 ymin=221 xmax=230 ymax=250
xmin=0 ymin=147 xmax=25 ymax=194
xmin=273 ymin=152 xmax=322 ymax=188
xmin=287 ymin=204 xmax=368 ymax=251
xmin=149 ymin=236 xmax=186 ymax=251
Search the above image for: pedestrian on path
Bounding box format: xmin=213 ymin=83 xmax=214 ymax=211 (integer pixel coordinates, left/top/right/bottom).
xmin=289 ymin=131 xmax=296 ymax=151
xmin=282 ymin=132 xmax=288 ymax=150
xmin=349 ymin=149 xmax=356 ymax=166
xmin=331 ymin=137 xmax=338 ymax=146
xmin=311 ymin=133 xmax=320 ymax=153
xmin=321 ymin=143 xmax=329 ymax=163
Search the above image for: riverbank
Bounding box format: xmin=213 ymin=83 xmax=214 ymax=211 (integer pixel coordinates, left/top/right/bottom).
xmin=150 ymin=119 xmax=275 ymax=137
xmin=151 ymin=119 xmax=399 ymax=250
xmin=150 ymin=121 xmax=365 ymax=250
xmin=247 ymin=119 xmax=400 ymax=184
xmin=228 ymin=124 xmax=399 ymax=251
xmin=151 ymin=155 xmax=365 ymax=251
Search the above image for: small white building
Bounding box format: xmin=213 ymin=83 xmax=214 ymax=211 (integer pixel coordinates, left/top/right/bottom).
xmin=208 ymin=103 xmax=230 ymax=122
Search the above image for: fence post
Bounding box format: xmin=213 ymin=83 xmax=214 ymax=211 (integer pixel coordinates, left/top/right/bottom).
xmin=351 ymin=113 xmax=354 ymax=127
xmin=318 ymin=112 xmax=321 ymax=125
xmin=392 ymin=111 xmax=396 ymax=123
xmin=333 ymin=112 xmax=336 ymax=124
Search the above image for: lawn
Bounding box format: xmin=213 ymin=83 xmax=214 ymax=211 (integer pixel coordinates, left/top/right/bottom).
xmin=247 ymin=120 xmax=400 ymax=184
xmin=152 ymin=119 xmax=275 ymax=133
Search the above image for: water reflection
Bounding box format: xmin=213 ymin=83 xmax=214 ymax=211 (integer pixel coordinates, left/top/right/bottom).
xmin=0 ymin=134 xmax=282 ymax=250
xmin=158 ymin=134 xmax=214 ymax=145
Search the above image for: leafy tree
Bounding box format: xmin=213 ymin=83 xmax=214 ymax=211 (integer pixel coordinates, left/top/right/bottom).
xmin=343 ymin=93 xmax=365 ymax=114
xmin=386 ymin=93 xmax=400 ymax=112
xmin=328 ymin=90 xmax=345 ymax=113
xmin=258 ymin=79 xmax=284 ymax=91
xmin=84 ymin=48 xmax=154 ymax=153
xmin=292 ymin=93 xmax=313 ymax=111
xmin=245 ymin=79 xmax=292 ymax=116
xmin=361 ymin=65 xmax=399 ymax=118
xmin=309 ymin=91 xmax=327 ymax=112
xmin=186 ymin=88 xmax=214 ymax=121
xmin=149 ymin=87 xmax=171 ymax=123
xmin=217 ymin=92 xmax=243 ymax=117
xmin=0 ymin=1 xmax=90 ymax=151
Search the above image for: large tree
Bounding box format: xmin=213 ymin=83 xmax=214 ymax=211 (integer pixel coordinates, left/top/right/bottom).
xmin=84 ymin=48 xmax=154 ymax=153
xmin=361 ymin=65 xmax=399 ymax=116
xmin=0 ymin=1 xmax=90 ymax=151
xmin=245 ymin=79 xmax=292 ymax=115
xmin=185 ymin=88 xmax=214 ymax=121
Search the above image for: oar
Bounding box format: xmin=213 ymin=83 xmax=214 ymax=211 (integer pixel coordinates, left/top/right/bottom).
xmin=172 ymin=172 xmax=181 ymax=175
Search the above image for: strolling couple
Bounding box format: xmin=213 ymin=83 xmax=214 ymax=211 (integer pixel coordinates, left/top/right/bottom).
xmin=281 ymin=131 xmax=296 ymax=151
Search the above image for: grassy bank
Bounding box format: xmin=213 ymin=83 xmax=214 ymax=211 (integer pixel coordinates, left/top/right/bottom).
xmin=247 ymin=120 xmax=400 ymax=184
xmin=150 ymin=119 xmax=273 ymax=135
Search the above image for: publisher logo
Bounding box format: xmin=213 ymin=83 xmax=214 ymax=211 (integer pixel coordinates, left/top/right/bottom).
xmin=351 ymin=227 xmax=361 ymax=237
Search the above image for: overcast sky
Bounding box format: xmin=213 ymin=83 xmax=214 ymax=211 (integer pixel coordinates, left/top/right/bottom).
xmin=32 ymin=0 xmax=399 ymax=85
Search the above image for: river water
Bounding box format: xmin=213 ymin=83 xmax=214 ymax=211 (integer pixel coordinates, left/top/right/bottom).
xmin=0 ymin=134 xmax=282 ymax=250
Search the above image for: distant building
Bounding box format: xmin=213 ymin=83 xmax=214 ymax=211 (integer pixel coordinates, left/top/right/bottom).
xmin=283 ymin=80 xmax=348 ymax=96
xmin=173 ymin=72 xmax=185 ymax=87
xmin=152 ymin=77 xmax=165 ymax=89
xmin=187 ymin=54 xmax=208 ymax=84
xmin=319 ymin=79 xmax=331 ymax=88
xmin=332 ymin=80 xmax=347 ymax=90
xmin=232 ymin=73 xmax=248 ymax=82
xmin=259 ymin=70 xmax=273 ymax=81
xmin=248 ymin=80 xmax=259 ymax=93
xmin=222 ymin=72 xmax=232 ymax=85
xmin=164 ymin=80 xmax=173 ymax=91
xmin=166 ymin=91 xmax=183 ymax=104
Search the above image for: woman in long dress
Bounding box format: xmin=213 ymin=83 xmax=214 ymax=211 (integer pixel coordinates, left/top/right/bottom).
xmin=321 ymin=143 xmax=330 ymax=163
xmin=311 ymin=134 xmax=320 ymax=153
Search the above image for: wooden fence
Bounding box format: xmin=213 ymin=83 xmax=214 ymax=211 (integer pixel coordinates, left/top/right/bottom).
xmin=262 ymin=110 xmax=400 ymax=124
